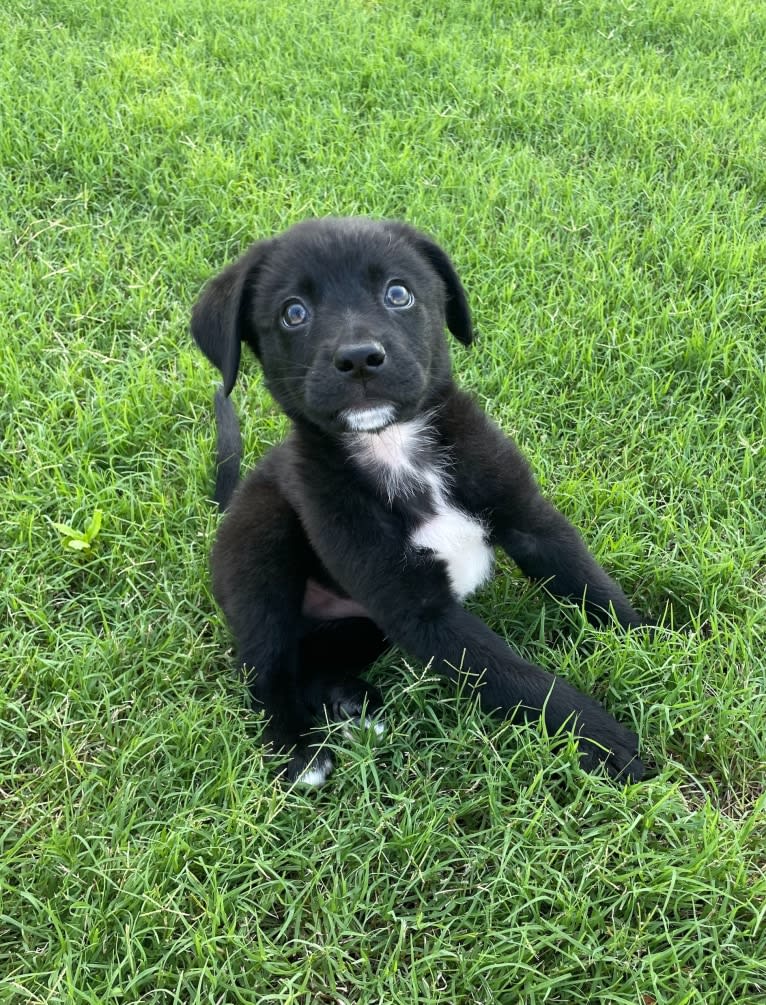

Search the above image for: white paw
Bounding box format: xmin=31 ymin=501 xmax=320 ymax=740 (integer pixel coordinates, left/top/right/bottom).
xmin=341 ymin=716 xmax=387 ymax=741
xmin=293 ymin=751 xmax=333 ymax=787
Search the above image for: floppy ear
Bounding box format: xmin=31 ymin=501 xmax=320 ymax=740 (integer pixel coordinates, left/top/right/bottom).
xmin=391 ymin=223 xmax=474 ymax=345
xmin=190 ymin=240 xmax=272 ymax=395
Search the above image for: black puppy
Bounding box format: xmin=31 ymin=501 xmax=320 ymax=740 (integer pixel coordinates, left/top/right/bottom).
xmin=192 ymin=217 xmax=646 ymax=786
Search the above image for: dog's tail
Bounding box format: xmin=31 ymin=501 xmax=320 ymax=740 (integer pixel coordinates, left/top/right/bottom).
xmin=212 ymin=385 xmax=243 ymax=510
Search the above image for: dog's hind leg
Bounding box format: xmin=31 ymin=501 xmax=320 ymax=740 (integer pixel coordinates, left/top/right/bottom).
xmin=297 ymin=618 xmax=389 ymax=739
xmin=212 ymin=474 xmax=340 ymax=784
xmin=213 ymin=471 xmax=392 ymax=784
xmin=258 ymin=619 xmax=387 ymax=786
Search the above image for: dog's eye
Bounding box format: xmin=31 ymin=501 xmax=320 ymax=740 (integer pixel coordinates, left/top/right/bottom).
xmin=281 ymin=300 xmax=309 ymax=328
xmin=384 ymin=283 xmax=414 ymax=309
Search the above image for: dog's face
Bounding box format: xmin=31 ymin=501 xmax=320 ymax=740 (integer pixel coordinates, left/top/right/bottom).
xmin=191 ymin=218 xmax=473 ymax=434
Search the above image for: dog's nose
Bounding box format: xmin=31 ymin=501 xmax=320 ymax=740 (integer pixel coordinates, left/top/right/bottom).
xmin=333 ymin=342 xmax=386 ymax=377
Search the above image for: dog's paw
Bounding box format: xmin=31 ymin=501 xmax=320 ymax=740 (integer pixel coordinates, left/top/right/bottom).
xmin=287 ymin=746 xmax=334 ymax=788
xmin=340 ymin=714 xmax=387 ymax=741
xmin=323 ymin=678 xmax=384 ymax=729
xmin=576 ymin=720 xmax=644 ymax=783
xmin=277 ymin=680 xmax=386 ymax=787
xmin=323 ymin=680 xmax=386 ymax=741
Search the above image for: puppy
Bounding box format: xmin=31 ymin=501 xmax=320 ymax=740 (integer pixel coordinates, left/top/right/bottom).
xmin=191 ymin=217 xmax=647 ymax=786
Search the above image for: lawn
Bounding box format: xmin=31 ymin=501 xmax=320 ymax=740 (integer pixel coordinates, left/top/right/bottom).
xmin=1 ymin=0 xmax=765 ymax=1001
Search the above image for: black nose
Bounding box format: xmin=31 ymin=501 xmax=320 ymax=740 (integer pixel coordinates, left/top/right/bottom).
xmin=333 ymin=342 xmax=386 ymax=376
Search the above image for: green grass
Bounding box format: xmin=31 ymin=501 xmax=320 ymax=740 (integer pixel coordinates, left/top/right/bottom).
xmin=2 ymin=0 xmax=765 ymax=1001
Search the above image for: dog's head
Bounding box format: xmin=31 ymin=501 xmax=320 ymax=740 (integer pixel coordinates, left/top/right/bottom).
xmin=191 ymin=217 xmax=473 ymax=434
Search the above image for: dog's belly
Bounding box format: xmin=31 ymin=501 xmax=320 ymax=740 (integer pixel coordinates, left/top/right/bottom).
xmin=411 ymin=504 xmax=494 ymax=601
xmin=302 ymin=579 xmax=370 ymax=620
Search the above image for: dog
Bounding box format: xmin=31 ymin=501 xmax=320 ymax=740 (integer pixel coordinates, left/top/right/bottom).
xmin=191 ymin=217 xmax=647 ymax=786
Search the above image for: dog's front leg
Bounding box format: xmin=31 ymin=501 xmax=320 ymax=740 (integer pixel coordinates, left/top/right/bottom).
xmin=443 ymin=391 xmax=645 ymax=628
xmin=495 ymin=494 xmax=645 ymax=629
xmin=211 ymin=475 xmax=334 ymax=784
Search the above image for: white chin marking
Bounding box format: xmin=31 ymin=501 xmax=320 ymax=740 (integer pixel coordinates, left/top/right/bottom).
xmin=341 ymin=404 xmax=396 ymax=432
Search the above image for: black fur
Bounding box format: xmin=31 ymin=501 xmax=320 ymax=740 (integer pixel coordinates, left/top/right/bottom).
xmin=191 ymin=217 xmax=647 ymax=784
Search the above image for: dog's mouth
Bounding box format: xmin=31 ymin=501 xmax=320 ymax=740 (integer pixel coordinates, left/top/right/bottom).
xmin=337 ymin=403 xmax=397 ymax=432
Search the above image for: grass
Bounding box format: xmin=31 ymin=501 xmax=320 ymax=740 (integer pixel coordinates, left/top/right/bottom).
xmin=1 ymin=0 xmax=765 ymax=1001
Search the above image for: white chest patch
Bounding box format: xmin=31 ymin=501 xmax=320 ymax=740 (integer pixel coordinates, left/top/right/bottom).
xmin=348 ymin=419 xmax=494 ymax=601
xmin=410 ymin=497 xmax=494 ymax=601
